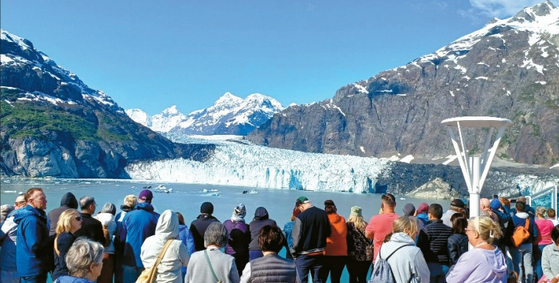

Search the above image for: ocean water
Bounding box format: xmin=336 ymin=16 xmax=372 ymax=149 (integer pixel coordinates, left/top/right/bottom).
xmin=1 ymin=178 xmax=451 ymax=282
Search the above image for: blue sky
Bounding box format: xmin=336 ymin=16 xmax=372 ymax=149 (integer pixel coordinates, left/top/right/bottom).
xmin=1 ymin=0 xmax=549 ymax=115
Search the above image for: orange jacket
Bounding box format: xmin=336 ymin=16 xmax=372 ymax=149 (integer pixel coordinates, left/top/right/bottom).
xmin=324 ymin=213 xmax=348 ymax=256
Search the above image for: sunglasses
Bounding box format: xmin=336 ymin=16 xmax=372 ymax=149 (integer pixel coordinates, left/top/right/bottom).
xmin=75 ymin=216 xmax=82 ymax=221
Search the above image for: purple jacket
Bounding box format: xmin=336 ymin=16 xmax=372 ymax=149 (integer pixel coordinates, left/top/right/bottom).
xmin=446 ymin=248 xmax=507 ymax=283
xmin=223 ymin=219 xmax=250 ymax=255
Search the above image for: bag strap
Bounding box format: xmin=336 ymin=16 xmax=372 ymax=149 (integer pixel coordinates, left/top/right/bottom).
xmin=381 ymin=243 xmax=413 ymax=260
xmin=153 ymin=239 xmax=174 ymax=269
xmin=204 ymin=249 xmax=220 ymax=282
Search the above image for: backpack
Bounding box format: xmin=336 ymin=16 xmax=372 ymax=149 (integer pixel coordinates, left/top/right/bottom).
xmin=369 ymin=244 xmax=412 ymax=283
xmin=511 ymin=219 xmax=530 ymax=248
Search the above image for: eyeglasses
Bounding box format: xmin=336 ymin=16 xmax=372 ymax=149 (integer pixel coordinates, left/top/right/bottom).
xmin=75 ymin=216 xmax=82 ymax=221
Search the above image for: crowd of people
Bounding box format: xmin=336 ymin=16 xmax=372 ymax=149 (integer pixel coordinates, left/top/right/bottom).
xmin=0 ymin=187 xmax=558 ymax=283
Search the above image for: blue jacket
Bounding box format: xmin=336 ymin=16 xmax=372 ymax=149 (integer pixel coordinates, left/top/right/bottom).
xmin=119 ymin=202 xmax=159 ymax=267
xmin=178 ymin=224 xmax=196 ymax=255
xmin=416 ymin=213 xmax=429 ymax=226
xmin=54 ymin=275 xmax=94 ymax=283
xmin=13 ymin=204 xmax=50 ymax=277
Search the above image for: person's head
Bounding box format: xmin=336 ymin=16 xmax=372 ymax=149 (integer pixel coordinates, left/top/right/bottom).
xmin=490 ymin=198 xmax=502 ymax=211
xmin=290 ymin=204 xmax=302 ymax=221
xmin=138 ymin=190 xmax=153 ymax=204
xmin=390 ymin=215 xmax=419 ymax=240
xmin=450 ymin=199 xmax=466 ymax=213
xmin=428 ymin=203 xmax=443 ymax=220
xmin=552 ymin=225 xmax=559 ymax=246
xmin=232 ymin=203 xmax=246 ymax=219
xmin=204 ymin=222 xmax=228 ymax=248
xmin=176 ymin=212 xmax=185 ymax=225
xmin=56 ymin=208 xmax=82 ymax=234
xmin=515 ymin=201 xmax=526 ymax=212
xmin=498 ymin=196 xmax=510 ymax=209
xmin=1 ymin=205 xmax=14 ymax=221
xmin=547 ymin=208 xmax=556 ymax=219
xmin=381 ymin=193 xmax=396 ymax=212
xmin=254 ymin=207 xmax=270 ymax=220
xmin=324 ymin=200 xmax=337 ymax=214
xmin=123 ymin=194 xmax=137 ymax=209
xmin=60 ymin=192 xmax=78 ymax=209
xmin=258 ymin=225 xmax=285 ymax=253
xmin=14 ymin=194 xmax=26 ymax=209
xmin=26 ymin=188 xmax=47 ymax=210
xmin=100 ymin=203 xmax=116 ymax=215
xmin=450 ymin=213 xmax=468 ymax=234
xmin=348 ymin=206 xmax=367 ymax=230
xmin=416 ymin=202 xmax=429 ymax=215
xmin=200 ymin=202 xmax=214 ymax=215
xmin=66 ymin=238 xmax=104 ymax=281
xmin=535 ymin=206 xmax=546 ymax=219
xmin=79 ymin=196 xmax=96 ymax=214
xmin=297 ymin=196 xmax=312 ymax=211
xmin=517 ymin=196 xmax=527 ymax=203
xmin=402 ymin=203 xmax=415 ymax=216
xmin=480 ymin=198 xmax=491 ymax=211
xmin=465 ymin=216 xmax=502 ymax=245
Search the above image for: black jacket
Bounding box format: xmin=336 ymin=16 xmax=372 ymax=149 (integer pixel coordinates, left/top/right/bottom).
xmin=190 ymin=214 xmax=220 ymax=251
xmin=291 ymin=206 xmax=331 ymax=256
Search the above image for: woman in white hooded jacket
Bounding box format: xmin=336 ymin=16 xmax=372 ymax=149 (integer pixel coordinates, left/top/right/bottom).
xmin=141 ymin=209 xmax=190 ymax=283
xmin=375 ymin=215 xmax=430 ymax=283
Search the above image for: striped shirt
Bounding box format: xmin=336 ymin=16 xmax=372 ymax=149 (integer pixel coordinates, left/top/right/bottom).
xmin=417 ymin=220 xmax=452 ymax=265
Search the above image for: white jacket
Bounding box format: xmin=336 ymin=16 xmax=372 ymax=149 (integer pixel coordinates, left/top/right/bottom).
xmin=141 ymin=210 xmax=189 ymax=283
xmin=377 ymin=232 xmax=430 ymax=283
xmin=95 ymin=212 xmax=117 ymax=254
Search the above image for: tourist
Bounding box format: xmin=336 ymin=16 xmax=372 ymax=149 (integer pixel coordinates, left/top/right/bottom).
xmin=417 ymin=203 xmax=452 ymax=283
xmin=47 ymin=192 xmax=79 ymax=236
xmin=441 ymin=199 xmax=466 ymax=227
xmin=190 ymin=201 xmax=220 ymax=251
xmin=52 ymin=209 xmax=82 ymax=280
xmin=375 ymin=215 xmax=430 ymax=282
xmin=346 ymin=206 xmax=372 ymax=283
xmin=481 ymin=198 xmax=500 ymax=223
xmin=74 ymin=196 xmax=105 ymax=245
xmin=95 ymin=203 xmax=118 ymax=283
xmin=223 ymin=203 xmax=251 ymax=275
xmin=535 ymin=206 xmax=555 ymax=280
xmin=446 ymin=216 xmax=507 ymax=282
xmin=13 ymin=188 xmax=50 ymax=283
xmin=447 ymin=213 xmax=468 ymax=266
xmin=403 ymin=202 xmax=424 ymax=232
xmin=511 ymin=201 xmax=537 ymax=283
xmin=489 ymin=197 xmax=512 ymax=251
xmin=185 ymin=222 xmax=240 ymax=283
xmin=547 ymin=208 xmax=558 ymax=226
xmin=140 ymin=210 xmax=189 ymax=283
xmin=240 ymin=225 xmax=297 ymax=283
xmin=0 ymin=204 xmax=14 ymax=224
xmin=0 ymin=194 xmax=27 ymax=283
xmin=322 ymin=199 xmax=347 ymax=283
xmin=248 ymin=206 xmax=278 ymax=260
xmin=114 ymin=194 xmax=137 ymax=283
xmin=415 ymin=202 xmax=430 ymax=226
xmin=541 ymin=225 xmax=559 ymax=283
xmin=176 ymin=211 xmax=195 ymax=279
xmin=53 ymin=238 xmax=105 ymax=283
xmin=365 ymin=193 xmax=399 ymax=263
xmin=120 ymin=189 xmax=160 ymax=283
xmin=291 ymin=196 xmax=331 ymax=283
xmin=283 ymin=202 xmax=302 ymax=260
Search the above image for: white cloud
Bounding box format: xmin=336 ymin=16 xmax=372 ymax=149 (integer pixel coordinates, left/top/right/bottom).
xmin=469 ymin=0 xmax=547 ymax=18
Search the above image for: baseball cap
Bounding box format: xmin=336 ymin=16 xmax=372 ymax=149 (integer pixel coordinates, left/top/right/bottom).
xmin=451 ymin=199 xmax=466 ymax=209
xmin=139 ymin=190 xmax=154 ymax=200
xmin=297 ymin=196 xmax=309 ymax=204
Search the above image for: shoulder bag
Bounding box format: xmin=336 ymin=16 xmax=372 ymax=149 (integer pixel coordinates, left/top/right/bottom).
xmin=136 ymin=239 xmax=174 ymax=283
xmin=204 ymin=249 xmax=223 ymax=283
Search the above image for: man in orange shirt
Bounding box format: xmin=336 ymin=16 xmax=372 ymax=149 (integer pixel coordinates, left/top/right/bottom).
xmin=365 ymin=193 xmax=399 ymax=263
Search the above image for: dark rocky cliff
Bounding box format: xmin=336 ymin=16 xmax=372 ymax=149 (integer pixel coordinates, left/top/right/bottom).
xmin=1 ymin=30 xmax=215 ymax=178
xmin=248 ymin=2 xmax=559 ymax=166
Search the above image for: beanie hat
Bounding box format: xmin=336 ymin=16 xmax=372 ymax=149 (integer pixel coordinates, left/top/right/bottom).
xmin=201 ymin=202 xmax=214 ymax=214
xmin=403 ymin=203 xmax=416 ymax=216
xmin=490 ymin=198 xmax=502 ymax=210
xmin=350 ymin=206 xmax=362 ymax=217
xmin=417 ymin=202 xmax=429 ymax=214
xmin=233 ymin=203 xmax=246 ymax=218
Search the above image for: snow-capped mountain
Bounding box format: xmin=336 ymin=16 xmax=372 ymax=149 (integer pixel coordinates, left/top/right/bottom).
xmin=126 ymin=92 xmax=284 ymax=136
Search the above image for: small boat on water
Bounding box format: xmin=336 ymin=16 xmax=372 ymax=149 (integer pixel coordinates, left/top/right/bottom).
xmin=153 ymin=185 xmax=173 ymax=193
xmin=242 ymin=189 xmax=258 ymax=195
xmin=202 ymin=188 xmax=220 ymax=193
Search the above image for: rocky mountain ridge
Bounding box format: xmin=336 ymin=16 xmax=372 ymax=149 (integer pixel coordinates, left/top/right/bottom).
xmin=0 ymin=29 xmax=215 ymax=178
xmin=247 ymin=1 xmax=559 ymax=167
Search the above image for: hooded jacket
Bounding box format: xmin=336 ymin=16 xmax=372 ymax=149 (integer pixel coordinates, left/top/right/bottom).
xmin=0 ymin=210 xmax=19 ymax=271
xmin=141 ymin=210 xmax=189 ymax=283
xmin=190 ymin=213 xmax=220 ymax=251
xmin=13 ymin=204 xmax=50 ymax=277
xmin=446 ymin=247 xmax=508 ymax=283
xmin=95 ymin=212 xmax=117 ymax=253
xmin=324 ymin=213 xmax=347 ymax=256
xmin=248 ymin=207 xmax=277 ymax=251
xmin=379 ymin=232 xmax=430 ymax=283
xmin=512 ymin=212 xmax=538 ymax=244
xmin=48 ymin=192 xmax=78 ymax=236
xmin=120 ymin=202 xmax=160 ymax=267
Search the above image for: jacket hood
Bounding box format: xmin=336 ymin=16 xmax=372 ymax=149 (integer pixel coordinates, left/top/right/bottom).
xmin=516 ymin=212 xmax=529 ymax=219
xmin=480 ymin=248 xmax=508 ymax=279
xmin=13 ymin=205 xmax=47 ymax=224
xmin=136 ymin=202 xmax=155 ymax=212
xmin=59 ymin=192 xmax=78 ymax=209
xmin=155 ymin=209 xmax=179 ymax=240
xmin=254 ymin=207 xmax=269 ymax=220
xmin=327 ymin=213 xmax=343 ymax=224
xmin=95 ymin=212 xmax=115 ymax=227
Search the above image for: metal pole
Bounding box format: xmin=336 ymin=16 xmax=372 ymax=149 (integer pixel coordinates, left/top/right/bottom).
xmin=469 ymin=156 xmax=481 ymax=219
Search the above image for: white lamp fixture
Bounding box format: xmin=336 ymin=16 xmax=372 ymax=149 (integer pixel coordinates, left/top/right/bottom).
xmin=441 ymin=116 xmax=512 ymax=219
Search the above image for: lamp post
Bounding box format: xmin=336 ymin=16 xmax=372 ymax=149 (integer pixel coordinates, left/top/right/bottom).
xmin=441 ymin=116 xmax=512 ymax=219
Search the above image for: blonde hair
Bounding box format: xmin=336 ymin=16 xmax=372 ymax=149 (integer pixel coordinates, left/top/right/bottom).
xmin=347 ymin=214 xmax=367 ymax=231
xmin=470 ymin=216 xmax=503 ymax=244
xmin=56 ymin=209 xmax=80 ymax=234
xmin=123 ymin=195 xmax=137 ymax=208
xmin=536 ymin=206 xmax=546 ymax=218
xmin=384 ymin=216 xmax=418 ymax=242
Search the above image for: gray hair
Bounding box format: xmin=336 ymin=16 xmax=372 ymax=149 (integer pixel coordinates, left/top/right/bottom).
xmin=66 ymin=238 xmax=104 ymax=278
xmin=204 ymin=222 xmax=228 ymax=248
xmin=79 ymin=196 xmax=96 ymax=210
xmin=100 ymin=202 xmax=116 ymax=215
